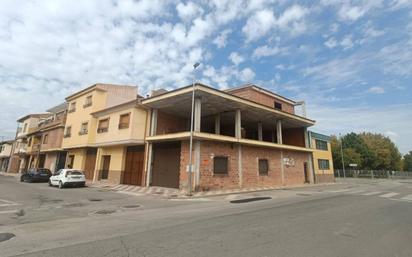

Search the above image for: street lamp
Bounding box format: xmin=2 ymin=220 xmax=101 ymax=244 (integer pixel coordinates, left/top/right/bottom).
xmin=339 ymin=133 xmax=346 ymax=178
xmin=187 ymin=62 xmax=200 ymax=196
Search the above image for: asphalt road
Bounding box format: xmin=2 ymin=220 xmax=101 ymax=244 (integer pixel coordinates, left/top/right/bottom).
xmin=1 ymin=175 xmax=412 ymax=257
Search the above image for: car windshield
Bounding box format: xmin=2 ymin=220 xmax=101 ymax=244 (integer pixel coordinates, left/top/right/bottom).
xmin=67 ymin=170 xmax=83 ymax=175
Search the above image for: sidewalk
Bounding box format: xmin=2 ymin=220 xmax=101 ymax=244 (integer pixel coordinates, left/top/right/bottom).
xmin=90 ymin=181 xmax=338 ymax=199
xmin=0 ymin=171 xmax=20 ymax=178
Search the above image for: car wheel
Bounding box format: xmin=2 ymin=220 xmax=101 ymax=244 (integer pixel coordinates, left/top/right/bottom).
xmin=58 ymin=181 xmax=64 ymax=189
xmin=81 ymin=182 xmax=86 ymax=187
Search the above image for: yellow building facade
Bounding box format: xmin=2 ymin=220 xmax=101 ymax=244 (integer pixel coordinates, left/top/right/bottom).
xmin=61 ymin=84 xmax=139 ymax=180
xmin=309 ymin=131 xmax=335 ymax=183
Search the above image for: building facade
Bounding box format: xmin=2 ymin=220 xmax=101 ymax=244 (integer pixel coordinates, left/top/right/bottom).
xmin=142 ymin=83 xmax=316 ymax=192
xmin=26 ymin=103 xmax=68 ymax=172
xmin=308 ymin=131 xmax=335 ymax=183
xmin=0 ymin=140 xmax=14 ymax=172
xmin=61 ymin=83 xmax=138 ymax=180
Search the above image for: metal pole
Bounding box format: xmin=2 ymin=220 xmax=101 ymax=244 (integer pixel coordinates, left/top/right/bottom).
xmin=187 ymin=63 xmax=200 ymax=196
xmin=340 ymin=133 xmax=346 ymax=178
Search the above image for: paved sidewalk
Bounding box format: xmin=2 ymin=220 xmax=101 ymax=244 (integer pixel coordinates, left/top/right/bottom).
xmin=90 ymin=181 xmax=337 ymax=198
xmin=0 ymin=171 xmax=20 ymax=178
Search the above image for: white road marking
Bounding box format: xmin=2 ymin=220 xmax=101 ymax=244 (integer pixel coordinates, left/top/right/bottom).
xmin=0 ymin=210 xmax=18 ymax=214
xmin=362 ymin=191 xmax=382 ymax=196
xmin=328 ymin=189 xmax=352 ymax=193
xmin=0 ymin=199 xmax=20 ymax=207
xmin=380 ymin=192 xmax=399 ymax=198
xmin=400 ymin=194 xmax=412 ymax=201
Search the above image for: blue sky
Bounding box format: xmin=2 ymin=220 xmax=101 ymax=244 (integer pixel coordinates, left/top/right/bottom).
xmin=0 ymin=0 xmax=411 ymax=153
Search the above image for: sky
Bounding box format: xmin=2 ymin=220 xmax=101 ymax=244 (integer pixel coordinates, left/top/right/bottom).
xmin=0 ymin=0 xmax=411 ymax=153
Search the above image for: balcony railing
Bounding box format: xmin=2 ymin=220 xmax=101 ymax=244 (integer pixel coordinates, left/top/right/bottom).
xmin=78 ymin=130 xmax=88 ymax=136
xmin=63 ymin=133 xmax=71 ymax=138
xmin=97 ymin=128 xmax=108 ymax=133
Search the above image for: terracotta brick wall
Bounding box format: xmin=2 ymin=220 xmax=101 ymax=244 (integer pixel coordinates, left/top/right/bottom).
xmin=156 ymin=111 xmax=187 ymax=135
xmin=229 ymin=88 xmax=295 ymax=114
xmin=179 ymin=140 xmax=310 ymax=191
xmin=42 ymin=127 xmax=64 ymax=150
xmin=283 ymin=150 xmax=308 ymax=185
xmin=8 ymin=156 xmax=20 ymax=173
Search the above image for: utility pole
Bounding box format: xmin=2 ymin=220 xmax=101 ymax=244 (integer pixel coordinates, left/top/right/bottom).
xmin=339 ymin=133 xmax=346 ymax=178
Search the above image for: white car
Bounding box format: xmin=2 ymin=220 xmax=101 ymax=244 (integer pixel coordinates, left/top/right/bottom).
xmin=49 ymin=169 xmax=86 ymax=189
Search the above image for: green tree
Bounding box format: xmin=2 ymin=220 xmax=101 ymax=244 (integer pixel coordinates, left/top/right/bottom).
xmin=404 ymin=151 xmax=412 ymax=171
xmin=342 ymin=133 xmax=373 ymax=169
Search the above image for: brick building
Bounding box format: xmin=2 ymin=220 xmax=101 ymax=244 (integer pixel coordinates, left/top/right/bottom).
xmin=141 ymin=83 xmax=316 ymax=192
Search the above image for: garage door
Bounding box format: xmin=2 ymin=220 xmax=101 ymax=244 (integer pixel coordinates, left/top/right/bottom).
xmin=84 ymin=148 xmax=97 ymax=180
xmin=151 ymin=142 xmax=181 ymax=189
xmin=123 ymin=146 xmax=144 ymax=186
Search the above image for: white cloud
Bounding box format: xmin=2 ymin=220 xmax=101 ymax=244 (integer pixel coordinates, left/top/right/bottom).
xmin=340 ymin=35 xmax=354 ymax=49
xmin=239 ymin=67 xmax=256 ymax=81
xmin=229 ymin=52 xmax=245 ymax=66
xmin=213 ymin=29 xmax=231 ymax=48
xmin=276 ymin=4 xmax=308 ymax=29
xmin=324 ymin=37 xmax=338 ymax=48
xmin=338 ymin=5 xmax=366 ymax=21
xmin=367 ymin=86 xmax=385 ymax=94
xmin=176 ymin=2 xmax=203 ymax=22
xmin=252 ymin=45 xmax=288 ymax=58
xmin=242 ymin=9 xmax=275 ymax=42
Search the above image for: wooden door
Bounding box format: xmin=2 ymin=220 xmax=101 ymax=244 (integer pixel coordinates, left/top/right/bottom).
xmin=101 ymin=155 xmax=110 ymax=180
xmin=84 ymin=148 xmax=97 ymax=180
xmin=304 ymin=162 xmax=310 ymax=183
xmin=123 ymin=146 xmax=144 ymax=185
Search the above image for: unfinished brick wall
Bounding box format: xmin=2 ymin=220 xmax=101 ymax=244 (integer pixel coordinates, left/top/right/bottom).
xmin=229 ymin=88 xmax=295 ymax=114
xmin=42 ymin=127 xmax=64 ymax=151
xmin=282 ymin=150 xmax=308 ymax=185
xmin=156 ymin=111 xmax=187 ymax=135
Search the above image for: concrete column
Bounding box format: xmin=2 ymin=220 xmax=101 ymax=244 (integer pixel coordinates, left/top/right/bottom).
xmin=238 ymin=144 xmax=243 ymax=188
xmin=150 ymin=109 xmax=158 ymax=136
xmin=93 ymin=148 xmax=102 ymax=183
xmin=280 ymin=150 xmax=285 ymax=186
xmin=214 ymin=114 xmax=220 ymax=135
xmin=145 ymin=143 xmax=153 ymax=187
xmin=276 ymin=120 xmax=283 ymax=144
xmin=194 ymin=141 xmax=201 ymax=189
xmin=258 ymin=122 xmax=263 ymax=141
xmin=235 ymin=109 xmax=241 ymax=139
xmin=194 ymin=97 xmax=202 ymax=132
xmin=304 ymin=128 xmax=309 ymax=148
xmin=308 ymin=153 xmax=315 ymax=184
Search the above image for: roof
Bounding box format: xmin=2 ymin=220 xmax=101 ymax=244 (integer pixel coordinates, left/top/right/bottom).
xmin=225 ymin=83 xmax=296 ymax=105
xmin=47 ymin=102 xmax=67 ymax=113
xmin=17 ymin=113 xmax=52 ymax=122
xmin=309 ymin=131 xmax=331 ymax=141
xmin=0 ymin=139 xmax=14 ymax=145
xmin=142 ymin=83 xmax=315 ymax=126
xmin=65 ymin=83 xmax=138 ymax=101
xmin=91 ymin=99 xmax=143 ymax=117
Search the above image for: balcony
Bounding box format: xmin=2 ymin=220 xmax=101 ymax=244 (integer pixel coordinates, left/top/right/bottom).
xmin=78 ymin=130 xmax=88 ymax=136
xmin=97 ymin=128 xmax=108 ymax=133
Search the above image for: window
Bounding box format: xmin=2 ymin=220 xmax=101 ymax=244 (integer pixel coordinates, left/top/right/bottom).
xmin=79 ymin=122 xmax=88 ymax=135
xmin=118 ymin=113 xmax=130 ymax=129
xmin=23 ymin=123 xmax=28 ymax=133
xmin=83 ymin=95 xmax=92 ymax=108
xmin=27 ymin=137 xmax=32 ymax=147
xmin=213 ymin=156 xmax=228 ymax=175
xmin=274 ymin=102 xmax=282 ymax=110
xmin=315 ymin=139 xmax=328 ymax=150
xmin=258 ymin=159 xmax=269 ymax=175
xmin=42 ymin=134 xmax=48 ymax=144
xmin=97 ymin=118 xmax=109 ymax=133
xmin=69 ymin=102 xmax=76 ymax=113
xmin=318 ymin=159 xmax=330 ymax=170
xmin=64 ymin=126 xmax=72 ymax=138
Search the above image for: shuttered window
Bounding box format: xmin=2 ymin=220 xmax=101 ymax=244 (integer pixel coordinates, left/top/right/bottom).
xmin=118 ymin=113 xmax=130 ymax=129
xmin=318 ymin=159 xmax=330 ymax=170
xmin=213 ymin=156 xmax=228 ymax=175
xmin=97 ymin=119 xmax=109 ymax=133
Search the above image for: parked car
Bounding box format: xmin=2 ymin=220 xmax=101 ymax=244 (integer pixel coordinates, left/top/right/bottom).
xmin=20 ymin=168 xmax=52 ymax=183
xmin=49 ymin=169 xmax=86 ymax=189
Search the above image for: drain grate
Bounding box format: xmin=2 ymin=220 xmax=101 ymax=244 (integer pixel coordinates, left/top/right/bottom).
xmin=230 ymin=196 xmax=272 ymax=204
xmin=0 ymin=233 xmax=15 ymax=242
xmin=94 ymin=209 xmax=116 ymax=215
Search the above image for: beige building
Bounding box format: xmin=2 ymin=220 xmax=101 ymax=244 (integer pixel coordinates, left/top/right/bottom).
xmin=308 ymin=131 xmax=335 ymax=183
xmin=0 ymin=140 xmax=14 ymax=172
xmin=61 ymin=83 xmax=138 ymax=180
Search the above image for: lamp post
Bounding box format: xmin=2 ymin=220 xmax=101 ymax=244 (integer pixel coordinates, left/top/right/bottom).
xmin=339 ymin=133 xmax=346 ymax=178
xmin=187 ymin=62 xmax=200 ymax=196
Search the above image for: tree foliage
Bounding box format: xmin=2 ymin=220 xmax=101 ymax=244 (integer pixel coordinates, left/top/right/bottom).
xmin=331 ymin=132 xmax=402 ymax=171
xmin=404 ymin=151 xmax=412 ymax=171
